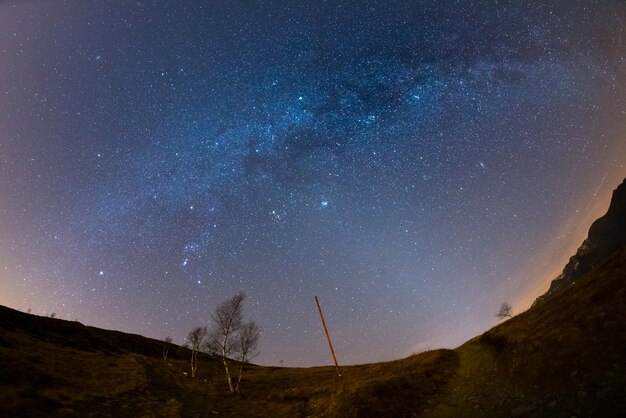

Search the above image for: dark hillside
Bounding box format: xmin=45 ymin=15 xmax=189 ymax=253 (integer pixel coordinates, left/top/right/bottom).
xmin=534 ymin=177 xmax=626 ymax=305
xmin=0 ymin=306 xmax=182 ymax=358
xmin=1 ymin=240 xmax=625 ymax=417
xmin=1 ymin=179 xmax=626 ymax=417
xmin=0 ymin=306 xmax=459 ymax=417
xmin=437 ymin=244 xmax=626 ymax=417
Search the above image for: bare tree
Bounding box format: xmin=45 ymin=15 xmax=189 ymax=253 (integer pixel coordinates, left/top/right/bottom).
xmin=234 ymin=321 xmax=261 ymax=393
xmin=163 ymin=336 xmax=173 ymax=361
xmin=187 ymin=326 xmax=208 ymax=378
xmin=496 ymin=302 xmax=513 ymax=320
xmin=206 ymin=292 xmax=245 ymax=393
xmin=49 ymin=313 xmax=56 ymax=318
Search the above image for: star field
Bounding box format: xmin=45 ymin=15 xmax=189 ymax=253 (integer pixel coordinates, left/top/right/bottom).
xmin=1 ymin=1 xmax=625 ymax=366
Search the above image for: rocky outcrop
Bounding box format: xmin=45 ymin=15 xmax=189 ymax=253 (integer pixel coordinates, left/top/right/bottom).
xmin=533 ymin=176 xmax=626 ymax=306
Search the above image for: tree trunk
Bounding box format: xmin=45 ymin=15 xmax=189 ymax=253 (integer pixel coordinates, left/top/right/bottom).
xmin=235 ymin=364 xmax=244 ymax=393
xmin=221 ymin=336 xmax=235 ymax=392
xmin=191 ymin=349 xmax=197 ymax=378
xmin=222 ymin=357 xmax=234 ymax=392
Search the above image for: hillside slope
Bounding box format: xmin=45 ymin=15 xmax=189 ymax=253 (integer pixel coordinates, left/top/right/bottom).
xmin=432 ymin=244 xmax=626 ymax=417
xmin=1 ymin=244 xmax=624 ymax=417
xmin=0 ymin=304 xmax=460 ymax=417
xmin=2 ymin=178 xmax=626 ymax=417
xmin=534 ymin=177 xmax=626 ymax=305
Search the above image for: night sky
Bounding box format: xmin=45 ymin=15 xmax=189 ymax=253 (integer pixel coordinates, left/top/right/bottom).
xmin=1 ymin=1 xmax=625 ymax=366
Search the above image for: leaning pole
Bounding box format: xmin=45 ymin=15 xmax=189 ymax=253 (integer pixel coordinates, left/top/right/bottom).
xmin=314 ymin=295 xmax=345 ymax=390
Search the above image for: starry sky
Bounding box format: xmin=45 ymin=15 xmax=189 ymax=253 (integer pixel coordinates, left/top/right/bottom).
xmin=1 ymin=1 xmax=625 ymax=366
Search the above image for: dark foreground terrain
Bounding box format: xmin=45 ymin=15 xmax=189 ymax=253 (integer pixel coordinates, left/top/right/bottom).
xmin=3 ymin=178 xmax=626 ymax=417
xmin=1 ymin=244 xmax=625 ymax=417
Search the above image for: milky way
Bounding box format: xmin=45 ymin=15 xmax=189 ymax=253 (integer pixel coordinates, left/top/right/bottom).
xmin=1 ymin=1 xmax=625 ymax=365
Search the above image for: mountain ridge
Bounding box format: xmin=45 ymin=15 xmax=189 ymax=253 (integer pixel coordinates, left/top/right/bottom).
xmin=533 ymin=176 xmax=626 ymax=306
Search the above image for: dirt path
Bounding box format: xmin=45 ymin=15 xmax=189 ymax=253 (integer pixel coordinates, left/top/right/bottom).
xmin=428 ymin=342 xmax=517 ymax=417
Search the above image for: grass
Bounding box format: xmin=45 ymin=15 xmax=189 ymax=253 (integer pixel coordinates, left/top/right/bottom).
xmin=479 ymin=244 xmax=626 ymax=389
xmin=0 ymin=306 xmax=460 ymax=417
xmin=1 ymin=245 xmax=626 ymax=417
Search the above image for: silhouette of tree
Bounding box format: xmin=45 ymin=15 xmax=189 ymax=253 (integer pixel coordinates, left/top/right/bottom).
xmin=187 ymin=326 xmax=207 ymax=378
xmin=206 ymin=292 xmax=245 ymax=393
xmin=163 ymin=336 xmax=173 ymax=361
xmin=496 ymin=302 xmax=513 ymax=320
xmin=234 ymin=321 xmax=261 ymax=393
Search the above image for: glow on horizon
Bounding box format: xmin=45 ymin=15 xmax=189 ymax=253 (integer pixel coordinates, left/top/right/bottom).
xmin=1 ymin=1 xmax=625 ymax=367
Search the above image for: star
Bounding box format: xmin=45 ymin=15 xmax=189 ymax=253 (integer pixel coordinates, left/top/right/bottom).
xmin=1 ymin=0 xmax=622 ymax=368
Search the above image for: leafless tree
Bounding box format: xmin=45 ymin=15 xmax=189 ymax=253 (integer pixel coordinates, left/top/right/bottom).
xmin=206 ymin=292 xmax=245 ymax=393
xmin=49 ymin=313 xmax=55 ymax=318
xmin=234 ymin=321 xmax=261 ymax=393
xmin=163 ymin=336 xmax=173 ymax=361
xmin=187 ymin=326 xmax=208 ymax=378
xmin=496 ymin=302 xmax=513 ymax=320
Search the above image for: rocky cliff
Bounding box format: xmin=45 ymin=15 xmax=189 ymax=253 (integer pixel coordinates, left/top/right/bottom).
xmin=533 ymin=176 xmax=626 ymax=305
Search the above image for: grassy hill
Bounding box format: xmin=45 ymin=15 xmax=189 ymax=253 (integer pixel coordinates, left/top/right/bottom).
xmin=1 ymin=245 xmax=625 ymax=417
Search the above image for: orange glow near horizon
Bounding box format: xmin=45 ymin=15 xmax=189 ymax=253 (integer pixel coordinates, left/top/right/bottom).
xmin=513 ymin=156 xmax=626 ymax=313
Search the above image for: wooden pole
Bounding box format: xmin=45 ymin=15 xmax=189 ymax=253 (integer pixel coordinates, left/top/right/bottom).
xmin=314 ymin=295 xmax=345 ymax=390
